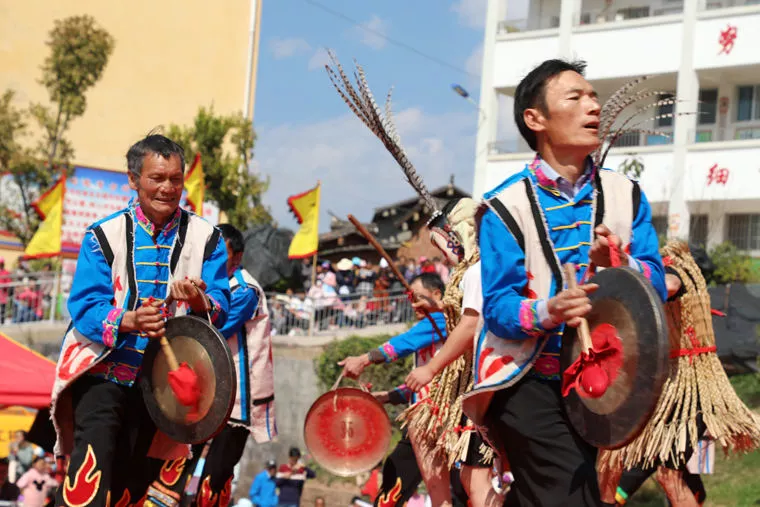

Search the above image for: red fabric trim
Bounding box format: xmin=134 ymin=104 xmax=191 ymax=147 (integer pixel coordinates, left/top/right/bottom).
xmin=670 ymin=346 xmax=717 ymax=359
xmin=31 ymin=176 xmax=65 ymax=220
xmin=288 ymin=250 xmax=317 ymax=260
xmin=286 ymin=185 xmax=318 ymax=224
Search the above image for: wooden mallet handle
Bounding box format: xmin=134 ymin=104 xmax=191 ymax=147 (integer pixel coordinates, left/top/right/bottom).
xmin=347 ymin=214 xmax=446 ymax=342
xmin=154 ymin=294 xmax=180 ymax=371
xmin=563 ymin=263 xmax=593 ymax=354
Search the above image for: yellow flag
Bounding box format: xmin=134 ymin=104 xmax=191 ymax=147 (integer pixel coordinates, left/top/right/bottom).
xmin=287 ymin=184 xmax=321 ymax=259
xmin=25 ymin=177 xmax=65 ymax=259
xmin=185 ymin=153 xmax=204 ymax=216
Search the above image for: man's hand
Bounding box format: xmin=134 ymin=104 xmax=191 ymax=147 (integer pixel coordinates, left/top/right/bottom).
xmin=589 ymin=224 xmax=628 ymax=267
xmin=170 ymin=278 xmax=209 ymax=314
xmin=120 ymin=301 xmax=165 ymax=339
xmin=546 ymin=284 xmax=598 ymax=328
xmin=666 ymin=273 xmax=682 ymax=299
xmin=338 ymin=354 xmax=370 ymax=379
xmin=372 ymin=391 xmax=390 ymax=404
xmin=405 ymin=365 xmax=434 ymax=392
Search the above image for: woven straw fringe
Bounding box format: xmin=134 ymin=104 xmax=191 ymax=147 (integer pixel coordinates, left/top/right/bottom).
xmin=399 ymin=252 xmax=482 ymax=466
xmin=600 ymin=241 xmax=760 ymax=473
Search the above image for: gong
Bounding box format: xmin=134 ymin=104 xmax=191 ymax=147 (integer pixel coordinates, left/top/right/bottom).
xmin=304 ymin=385 xmax=392 ymax=477
xmin=140 ymin=315 xmax=236 ymax=444
xmin=561 ymin=267 xmax=669 ymax=449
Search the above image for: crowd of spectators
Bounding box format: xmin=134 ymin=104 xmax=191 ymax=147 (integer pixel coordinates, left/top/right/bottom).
xmin=0 ymin=431 xmax=60 ymax=506
xmin=269 ymin=255 xmax=453 ymax=336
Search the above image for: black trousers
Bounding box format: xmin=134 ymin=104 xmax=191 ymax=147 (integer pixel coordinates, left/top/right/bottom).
xmin=55 ymin=375 xmax=163 ymax=506
xmin=150 ymin=425 xmax=249 ymax=506
xmin=486 ymin=377 xmax=603 ymax=507
xmin=373 ymin=432 xmax=422 ymax=507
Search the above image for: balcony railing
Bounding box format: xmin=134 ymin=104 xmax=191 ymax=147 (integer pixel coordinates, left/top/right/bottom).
xmin=703 ymin=0 xmax=760 ymax=10
xmin=497 ymin=17 xmax=559 ymax=34
xmin=578 ymin=2 xmax=683 ymax=26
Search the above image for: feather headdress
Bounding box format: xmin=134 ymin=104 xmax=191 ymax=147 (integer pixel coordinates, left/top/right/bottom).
xmin=324 ymin=51 xmax=442 ymax=222
xmin=594 ymin=76 xmax=687 ymax=168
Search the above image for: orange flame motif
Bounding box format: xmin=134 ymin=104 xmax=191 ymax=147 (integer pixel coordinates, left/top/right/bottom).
xmin=63 ymin=444 xmax=102 ymax=507
xmin=196 ymin=476 xmax=216 ymax=507
xmin=377 ymin=478 xmax=403 ymax=507
xmin=218 ymin=477 xmax=232 ymax=507
xmin=159 ymin=457 xmax=186 ymax=487
xmin=113 ymin=489 xmax=131 ymax=507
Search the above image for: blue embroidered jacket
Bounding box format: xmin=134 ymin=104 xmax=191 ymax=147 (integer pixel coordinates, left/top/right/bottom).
xmin=68 ymin=202 xmax=230 ymax=387
xmin=479 ymin=159 xmax=666 ymax=374
xmin=375 ymin=312 xmax=447 ymax=403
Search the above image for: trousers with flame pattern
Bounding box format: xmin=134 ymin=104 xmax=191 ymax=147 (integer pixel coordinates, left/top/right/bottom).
xmin=148 ymin=425 xmax=249 ymax=507
xmin=373 ymin=433 xmax=422 ymax=507
xmin=55 ymin=376 xmax=163 ymax=507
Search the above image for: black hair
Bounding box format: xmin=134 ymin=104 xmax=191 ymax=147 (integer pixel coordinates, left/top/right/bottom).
xmin=514 ymin=59 xmax=588 ymax=151
xmin=410 ymin=272 xmax=445 ymax=295
xmin=126 ymin=134 xmax=186 ymax=175
xmin=289 ymin=447 xmax=301 ymax=458
xmin=218 ymin=224 xmax=245 ymax=254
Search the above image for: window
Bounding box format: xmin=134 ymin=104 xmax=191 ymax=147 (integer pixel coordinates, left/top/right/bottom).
xmin=550 ymin=16 xmax=560 ymax=28
xmin=612 ymin=131 xmax=641 ymax=147
xmin=618 ymin=7 xmax=650 ymax=19
xmin=736 ymin=85 xmax=760 ymax=122
xmin=727 ymin=214 xmax=760 ymax=250
xmin=656 ymin=93 xmax=675 ymax=127
xmin=698 ymin=89 xmax=718 ymax=125
xmin=652 ymin=216 xmax=668 ymax=238
xmin=689 ymin=215 xmax=708 ymax=247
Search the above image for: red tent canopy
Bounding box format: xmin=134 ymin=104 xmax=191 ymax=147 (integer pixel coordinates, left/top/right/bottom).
xmin=0 ymin=333 xmax=56 ymax=409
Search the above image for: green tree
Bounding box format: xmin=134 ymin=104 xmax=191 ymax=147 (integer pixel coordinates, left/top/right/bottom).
xmin=314 ymin=335 xmax=412 ymax=423
xmin=0 ymin=15 xmax=114 ymax=245
xmin=709 ymin=241 xmax=759 ymax=284
xmin=167 ymin=107 xmax=271 ymax=230
xmin=618 ymin=155 xmax=644 ymax=179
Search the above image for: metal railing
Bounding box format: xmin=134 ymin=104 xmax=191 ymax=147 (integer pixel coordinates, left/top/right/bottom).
xmin=0 ymin=273 xmax=417 ymax=337
xmin=267 ymin=290 xmax=415 ymax=337
xmin=0 ymin=272 xmax=69 ymax=325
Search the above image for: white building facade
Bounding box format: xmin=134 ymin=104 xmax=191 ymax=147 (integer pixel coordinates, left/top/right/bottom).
xmin=473 ymin=0 xmax=760 ymax=253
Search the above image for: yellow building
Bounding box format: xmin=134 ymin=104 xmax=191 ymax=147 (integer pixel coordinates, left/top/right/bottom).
xmin=0 ymin=0 xmax=256 ymax=262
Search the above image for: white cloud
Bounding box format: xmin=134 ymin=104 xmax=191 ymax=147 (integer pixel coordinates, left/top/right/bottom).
xmin=451 ymin=0 xmax=488 ymax=29
xmin=256 ymin=108 xmax=478 ymax=231
xmin=269 ymin=37 xmax=311 ymax=59
xmin=307 ymin=48 xmax=332 ymax=71
xmin=352 ymin=15 xmax=389 ymax=50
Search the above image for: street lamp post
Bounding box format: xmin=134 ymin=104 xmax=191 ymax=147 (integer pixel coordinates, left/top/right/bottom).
xmin=451 ymin=84 xmax=487 ymax=123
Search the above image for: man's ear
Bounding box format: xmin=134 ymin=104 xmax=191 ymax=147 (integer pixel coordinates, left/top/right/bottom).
xmin=127 ymin=171 xmax=139 ymax=191
xmin=523 ymin=107 xmax=546 ymax=134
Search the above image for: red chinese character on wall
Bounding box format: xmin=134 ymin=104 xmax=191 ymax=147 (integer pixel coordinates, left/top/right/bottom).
xmin=707 ymin=164 xmax=729 ymax=186
xmin=719 ymin=24 xmax=737 ymax=55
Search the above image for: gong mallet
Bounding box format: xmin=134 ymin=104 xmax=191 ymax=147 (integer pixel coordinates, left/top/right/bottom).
xmin=347 ymin=214 xmax=445 ymax=342
xmin=564 ymin=263 xmax=609 ymax=397
xmin=153 ymin=293 xmax=201 ymax=407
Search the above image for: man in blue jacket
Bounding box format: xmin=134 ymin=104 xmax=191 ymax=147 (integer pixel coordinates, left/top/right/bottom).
xmin=249 ymin=460 xmax=278 ymax=507
xmin=339 ymin=273 xmax=449 ymax=506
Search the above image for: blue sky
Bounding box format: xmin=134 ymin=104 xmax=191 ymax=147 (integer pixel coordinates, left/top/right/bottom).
xmin=252 ymin=0 xmax=488 ymax=232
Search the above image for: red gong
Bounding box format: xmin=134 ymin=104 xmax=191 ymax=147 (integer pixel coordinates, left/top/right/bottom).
xmin=304 ymin=378 xmax=392 ymax=477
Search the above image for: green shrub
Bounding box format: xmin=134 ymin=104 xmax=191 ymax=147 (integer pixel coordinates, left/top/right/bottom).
xmin=709 ymin=242 xmax=760 ymax=284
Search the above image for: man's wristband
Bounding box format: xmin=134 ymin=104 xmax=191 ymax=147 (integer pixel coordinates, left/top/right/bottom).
xmin=367 ymin=349 xmax=385 ymax=364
